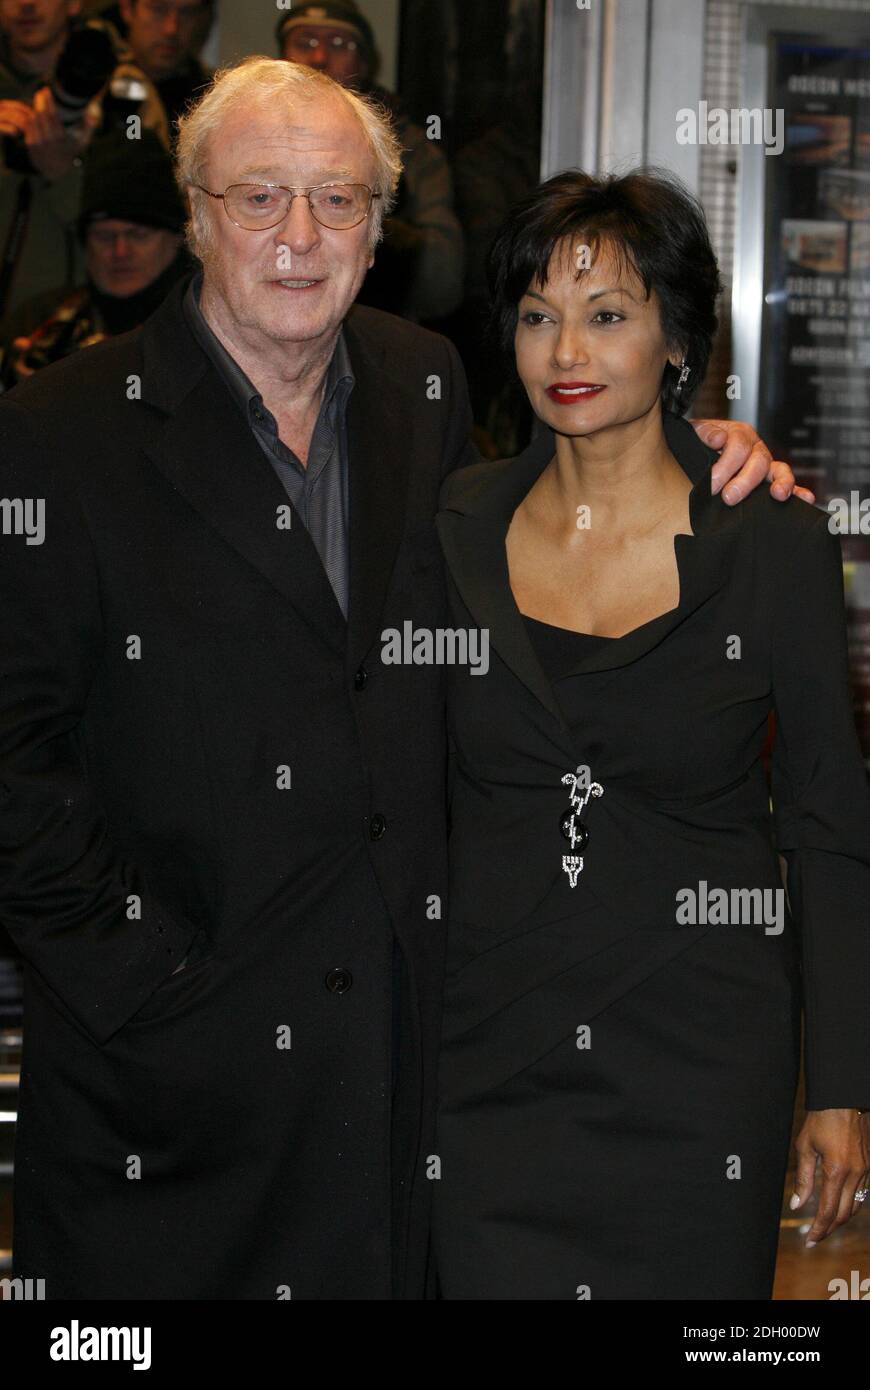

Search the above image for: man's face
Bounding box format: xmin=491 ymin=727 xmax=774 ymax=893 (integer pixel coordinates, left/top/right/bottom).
xmin=119 ymin=0 xmax=210 ymax=81
xmin=85 ymin=218 xmax=181 ymax=297
xmin=515 ymin=238 xmax=679 ymax=441
xmin=194 ymin=93 xmax=377 ymax=353
xmin=280 ymin=23 xmax=369 ymax=87
xmin=0 ymin=0 xmax=80 ymax=53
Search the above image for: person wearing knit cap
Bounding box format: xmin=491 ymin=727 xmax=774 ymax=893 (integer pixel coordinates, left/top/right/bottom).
xmin=276 ymin=1 xmax=375 ymax=86
xmin=1 ymin=127 xmax=191 ymax=386
xmin=277 ymin=0 xmax=464 ymax=324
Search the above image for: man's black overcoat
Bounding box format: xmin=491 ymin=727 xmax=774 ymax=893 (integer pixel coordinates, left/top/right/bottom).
xmin=0 ymin=273 xmax=476 ymax=1299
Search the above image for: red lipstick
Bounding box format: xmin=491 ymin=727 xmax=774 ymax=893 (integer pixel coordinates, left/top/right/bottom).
xmin=545 ymin=382 xmax=607 ymax=404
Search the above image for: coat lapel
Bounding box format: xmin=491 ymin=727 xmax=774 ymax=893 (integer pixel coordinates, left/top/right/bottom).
xmin=436 ymin=425 xmax=567 ymax=725
xmin=343 ymin=309 xmax=413 ymax=676
xmin=139 ymin=284 xmax=417 ymax=672
xmin=436 ymin=410 xmax=742 ymax=728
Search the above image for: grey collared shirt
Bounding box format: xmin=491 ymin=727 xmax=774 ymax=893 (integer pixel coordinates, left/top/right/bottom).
xmin=182 ymin=270 xmax=355 ymax=618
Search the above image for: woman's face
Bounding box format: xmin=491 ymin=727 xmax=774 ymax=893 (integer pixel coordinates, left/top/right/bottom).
xmin=514 ymin=237 xmax=682 ymax=438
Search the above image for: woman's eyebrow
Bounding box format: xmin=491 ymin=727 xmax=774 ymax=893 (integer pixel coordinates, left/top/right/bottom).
xmin=520 ymin=286 xmax=639 ymax=304
xmin=587 ymin=286 xmax=637 ymax=301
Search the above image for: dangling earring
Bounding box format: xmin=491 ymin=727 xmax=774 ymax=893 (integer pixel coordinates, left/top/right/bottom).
xmin=675 ymin=359 xmax=691 ymax=394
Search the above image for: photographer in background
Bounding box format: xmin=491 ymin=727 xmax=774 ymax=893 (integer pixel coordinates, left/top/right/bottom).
xmin=1 ymin=125 xmax=190 ymax=387
xmin=0 ymin=0 xmax=168 ymax=317
xmin=116 ymin=0 xmax=213 ymax=142
xmin=277 ymin=0 xmax=464 ymax=325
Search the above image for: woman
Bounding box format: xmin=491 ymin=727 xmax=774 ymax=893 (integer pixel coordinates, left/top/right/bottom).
xmin=432 ymin=169 xmax=870 ymax=1300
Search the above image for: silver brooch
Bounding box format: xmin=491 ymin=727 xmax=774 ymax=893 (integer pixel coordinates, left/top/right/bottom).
xmin=560 ymin=771 xmax=603 ymax=887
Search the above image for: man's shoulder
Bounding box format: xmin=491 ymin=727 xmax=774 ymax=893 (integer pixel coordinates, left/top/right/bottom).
xmin=438 ymin=455 xmax=510 ymax=511
xmin=344 ymin=302 xmax=454 ymax=364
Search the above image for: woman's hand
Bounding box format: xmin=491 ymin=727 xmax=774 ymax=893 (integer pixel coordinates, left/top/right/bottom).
xmin=790 ymin=1109 xmax=870 ymax=1247
xmin=690 ymin=418 xmax=816 ymax=506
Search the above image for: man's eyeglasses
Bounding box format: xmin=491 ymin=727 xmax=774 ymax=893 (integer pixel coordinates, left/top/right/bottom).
xmin=193 ymin=182 xmax=381 ymax=231
xmin=285 ymin=31 xmax=360 ymax=54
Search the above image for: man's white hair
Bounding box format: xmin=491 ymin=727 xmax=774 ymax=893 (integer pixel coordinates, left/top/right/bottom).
xmin=174 ymin=56 xmax=404 ymax=259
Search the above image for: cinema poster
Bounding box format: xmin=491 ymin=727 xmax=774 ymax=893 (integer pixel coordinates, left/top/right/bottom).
xmin=758 ymin=33 xmax=870 ymax=765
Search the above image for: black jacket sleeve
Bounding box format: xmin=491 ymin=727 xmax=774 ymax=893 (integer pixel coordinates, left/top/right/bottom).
xmin=0 ymin=398 xmax=199 ymax=1045
xmin=769 ymin=505 xmax=870 ymax=1110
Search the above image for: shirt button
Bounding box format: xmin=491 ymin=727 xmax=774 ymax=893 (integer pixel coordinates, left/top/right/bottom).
xmin=354 ymin=667 xmax=368 ymax=691
xmin=369 ymin=813 xmax=386 ymax=840
xmin=325 ymin=967 xmax=352 ymax=994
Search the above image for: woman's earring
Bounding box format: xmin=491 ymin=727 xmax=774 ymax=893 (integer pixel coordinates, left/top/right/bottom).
xmin=675 ymin=359 xmax=691 ymax=394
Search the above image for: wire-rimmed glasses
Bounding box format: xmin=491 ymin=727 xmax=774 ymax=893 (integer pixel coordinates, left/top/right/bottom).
xmin=193 ymin=181 xmax=381 ymax=231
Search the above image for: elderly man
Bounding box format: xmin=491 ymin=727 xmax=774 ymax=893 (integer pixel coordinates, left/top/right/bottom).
xmin=0 ymin=56 xmax=804 ymax=1300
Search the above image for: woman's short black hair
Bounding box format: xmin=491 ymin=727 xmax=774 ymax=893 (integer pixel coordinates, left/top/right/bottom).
xmin=486 ymin=167 xmax=723 ymax=414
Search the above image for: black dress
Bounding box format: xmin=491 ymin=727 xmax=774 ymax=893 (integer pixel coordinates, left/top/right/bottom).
xmin=431 ymin=411 xmax=870 ymax=1301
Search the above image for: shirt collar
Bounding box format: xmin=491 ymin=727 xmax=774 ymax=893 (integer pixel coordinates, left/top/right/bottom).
xmin=182 ymin=268 xmax=354 ymax=423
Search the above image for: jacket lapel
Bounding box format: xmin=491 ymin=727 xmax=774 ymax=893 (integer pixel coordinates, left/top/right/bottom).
xmin=343 ymin=309 xmax=412 ymax=676
xmin=557 ymin=412 xmax=742 ymax=677
xmin=436 ymin=411 xmax=742 ymax=722
xmin=137 ymin=276 xmax=346 ymax=658
xmin=436 ymin=425 xmax=567 ymax=726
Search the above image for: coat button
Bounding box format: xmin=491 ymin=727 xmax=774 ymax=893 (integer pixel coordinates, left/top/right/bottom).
xmin=354 ymin=667 xmax=367 ymax=691
xmin=325 ymin=968 xmax=353 ymax=994
xmin=369 ymin=813 xmax=386 ymax=839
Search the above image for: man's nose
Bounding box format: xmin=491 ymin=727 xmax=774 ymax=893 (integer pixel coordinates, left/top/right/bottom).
xmin=161 ymin=12 xmax=180 ymax=35
xmin=273 ymin=194 xmax=321 ymax=252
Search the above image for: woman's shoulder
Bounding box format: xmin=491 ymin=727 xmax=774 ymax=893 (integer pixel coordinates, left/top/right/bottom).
xmin=438 ymin=453 xmax=517 ymax=511
xmin=736 ymin=486 xmax=845 ymax=605
xmin=439 ymin=427 xmax=555 ymax=512
xmin=739 ymin=483 xmax=833 ymax=552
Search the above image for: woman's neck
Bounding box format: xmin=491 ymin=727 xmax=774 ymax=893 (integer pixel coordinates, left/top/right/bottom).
xmin=537 ymin=407 xmax=691 ymax=539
